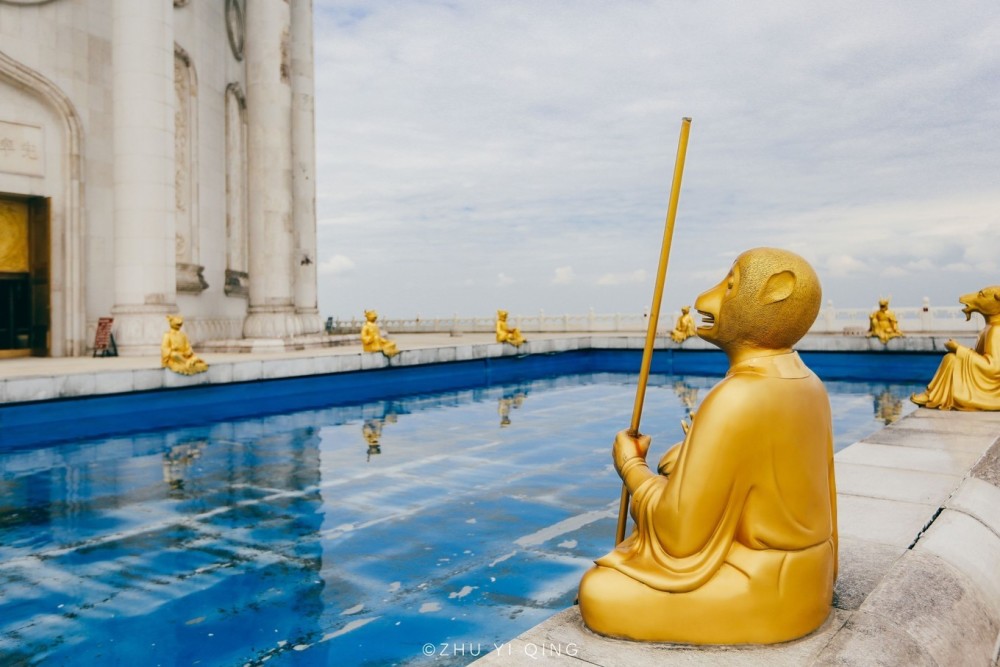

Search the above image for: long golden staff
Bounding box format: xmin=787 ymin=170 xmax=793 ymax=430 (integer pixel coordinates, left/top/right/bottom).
xmin=614 ymin=117 xmax=692 ymax=546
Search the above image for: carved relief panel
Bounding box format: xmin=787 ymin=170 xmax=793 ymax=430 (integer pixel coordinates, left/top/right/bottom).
xmin=224 ymin=83 xmax=249 ymax=297
xmin=174 ymin=46 xmax=206 ymax=293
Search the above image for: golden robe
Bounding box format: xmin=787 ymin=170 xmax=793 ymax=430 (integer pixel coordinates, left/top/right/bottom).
xmin=579 ymin=352 xmax=837 ymax=644
xmin=919 ymin=324 xmax=1000 ymax=410
xmin=161 ymin=330 xmax=208 ymax=375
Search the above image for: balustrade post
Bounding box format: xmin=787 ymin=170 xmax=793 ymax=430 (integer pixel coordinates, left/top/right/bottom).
xmin=920 ymin=297 xmax=932 ymax=332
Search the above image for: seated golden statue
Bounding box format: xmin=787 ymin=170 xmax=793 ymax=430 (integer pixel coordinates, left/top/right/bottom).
xmin=578 ymin=247 xmax=837 ymax=645
xmin=868 ymin=298 xmax=903 ymax=344
xmin=911 ymin=286 xmax=1000 ymax=410
xmin=361 ymin=310 xmax=399 ymax=357
xmin=161 ymin=315 xmax=208 ymax=375
xmin=669 ymin=305 xmax=697 ymax=343
xmin=495 ymin=310 xmax=525 ymax=347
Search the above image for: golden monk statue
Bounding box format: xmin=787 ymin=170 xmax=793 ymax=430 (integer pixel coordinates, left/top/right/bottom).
xmin=868 ymin=298 xmax=903 ymax=344
xmin=161 ymin=315 xmax=208 ymax=375
xmin=669 ymin=305 xmax=697 ymax=343
xmin=496 ymin=310 xmax=525 ymax=347
xmin=578 ymin=247 xmax=838 ymax=644
xmin=911 ymin=286 xmax=1000 ymax=410
xmin=361 ymin=310 xmax=399 ymax=357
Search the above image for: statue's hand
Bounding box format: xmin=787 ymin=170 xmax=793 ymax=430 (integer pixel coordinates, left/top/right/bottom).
xmin=612 ymin=430 xmax=651 ymax=475
xmin=944 ymin=339 xmax=959 ymax=352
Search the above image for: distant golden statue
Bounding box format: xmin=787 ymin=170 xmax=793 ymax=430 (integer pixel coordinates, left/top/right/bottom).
xmin=361 ymin=310 xmax=399 ymax=357
xmin=868 ymin=298 xmax=903 ymax=344
xmin=161 ymin=315 xmax=208 ymax=375
xmin=669 ymin=305 xmax=697 ymax=343
xmin=578 ymin=248 xmax=837 ymax=645
xmin=911 ymin=286 xmax=1000 ymax=410
xmin=495 ymin=310 xmax=525 ymax=347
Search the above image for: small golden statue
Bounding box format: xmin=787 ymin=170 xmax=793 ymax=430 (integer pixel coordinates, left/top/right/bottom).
xmin=911 ymin=286 xmax=1000 ymax=410
xmin=361 ymin=310 xmax=399 ymax=357
xmin=578 ymin=248 xmax=837 ymax=644
xmin=868 ymin=297 xmax=903 ymax=344
xmin=495 ymin=310 xmax=525 ymax=347
xmin=161 ymin=315 xmax=208 ymax=375
xmin=669 ymin=305 xmax=697 ymax=343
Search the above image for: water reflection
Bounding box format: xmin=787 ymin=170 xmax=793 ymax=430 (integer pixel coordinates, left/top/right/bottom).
xmin=362 ymin=414 xmax=397 ymax=460
xmin=874 ymin=389 xmax=904 ymax=425
xmin=161 ymin=439 xmax=205 ymax=493
xmin=498 ymin=387 xmax=529 ymax=427
xmin=0 ymin=372 xmax=928 ymax=666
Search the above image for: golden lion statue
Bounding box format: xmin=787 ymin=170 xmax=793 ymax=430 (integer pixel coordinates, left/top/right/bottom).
xmin=912 ymin=286 xmax=1000 ymax=410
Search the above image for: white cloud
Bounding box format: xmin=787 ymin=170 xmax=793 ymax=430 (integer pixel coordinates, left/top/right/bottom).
xmin=823 ymin=255 xmax=868 ymax=277
xmin=313 ymin=1 xmax=1000 ymax=317
xmin=597 ymin=269 xmax=647 ymax=286
xmin=318 ymin=254 xmax=356 ymax=275
xmin=880 ymin=266 xmax=907 ymax=278
xmin=551 ymin=266 xmax=575 ymax=285
xmin=497 ymin=272 xmax=515 ymax=287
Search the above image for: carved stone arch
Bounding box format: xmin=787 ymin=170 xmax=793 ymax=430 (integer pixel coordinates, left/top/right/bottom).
xmin=0 ymin=49 xmax=85 ymax=356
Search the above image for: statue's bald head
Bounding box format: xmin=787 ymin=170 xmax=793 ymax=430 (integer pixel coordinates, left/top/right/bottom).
xmin=695 ymin=247 xmax=822 ymax=352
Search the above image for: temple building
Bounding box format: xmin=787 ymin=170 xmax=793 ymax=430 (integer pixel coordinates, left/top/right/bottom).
xmin=0 ymin=0 xmax=323 ymax=358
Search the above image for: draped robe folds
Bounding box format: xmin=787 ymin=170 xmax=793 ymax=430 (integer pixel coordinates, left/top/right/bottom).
xmin=580 ymin=352 xmax=838 ymax=644
xmin=920 ymin=324 xmax=1000 ymax=410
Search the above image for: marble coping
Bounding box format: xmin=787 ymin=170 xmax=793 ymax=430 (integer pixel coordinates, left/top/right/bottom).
xmin=0 ymin=332 xmax=976 ymax=405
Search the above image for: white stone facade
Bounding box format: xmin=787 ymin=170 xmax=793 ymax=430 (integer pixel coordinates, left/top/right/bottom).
xmin=0 ymin=0 xmax=321 ymax=356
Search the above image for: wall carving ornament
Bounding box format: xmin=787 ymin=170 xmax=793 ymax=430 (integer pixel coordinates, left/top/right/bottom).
xmin=0 ymin=1 xmax=62 ymax=5
xmin=226 ymin=0 xmax=245 ymax=61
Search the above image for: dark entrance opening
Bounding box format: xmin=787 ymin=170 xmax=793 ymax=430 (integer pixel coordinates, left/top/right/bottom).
xmin=0 ymin=195 xmax=49 ymax=358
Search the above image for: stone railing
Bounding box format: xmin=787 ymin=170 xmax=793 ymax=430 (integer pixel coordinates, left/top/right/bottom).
xmin=326 ymin=300 xmax=982 ymax=336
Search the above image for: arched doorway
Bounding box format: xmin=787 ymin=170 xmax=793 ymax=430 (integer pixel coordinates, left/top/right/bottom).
xmin=0 ymin=195 xmax=49 ymax=357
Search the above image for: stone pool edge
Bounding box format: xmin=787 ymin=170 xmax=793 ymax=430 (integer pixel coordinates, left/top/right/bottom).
xmin=0 ymin=332 xmax=971 ymax=404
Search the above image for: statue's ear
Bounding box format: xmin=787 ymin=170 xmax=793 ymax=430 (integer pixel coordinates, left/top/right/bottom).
xmin=760 ymin=270 xmax=796 ymax=305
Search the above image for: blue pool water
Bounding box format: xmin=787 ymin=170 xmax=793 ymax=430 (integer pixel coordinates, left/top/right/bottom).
xmin=0 ymin=370 xmax=922 ymax=666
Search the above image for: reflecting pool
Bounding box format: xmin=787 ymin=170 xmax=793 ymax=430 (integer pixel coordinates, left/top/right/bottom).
xmin=0 ymin=372 xmax=922 ymax=666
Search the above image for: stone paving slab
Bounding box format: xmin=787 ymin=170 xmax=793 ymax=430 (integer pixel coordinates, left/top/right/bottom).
xmin=837 ymin=441 xmax=984 ymax=476
xmin=834 ymin=461 xmax=959 ymax=506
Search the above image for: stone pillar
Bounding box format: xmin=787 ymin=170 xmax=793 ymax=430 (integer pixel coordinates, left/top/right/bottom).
xmin=111 ymin=0 xmax=178 ymax=355
xmin=243 ymin=0 xmax=298 ymax=339
xmin=290 ymin=0 xmax=322 ymax=335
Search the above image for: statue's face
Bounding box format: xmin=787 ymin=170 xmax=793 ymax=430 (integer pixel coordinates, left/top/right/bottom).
xmin=365 ymin=311 xmax=377 ymax=322
xmin=693 ymin=261 xmax=743 ymax=350
xmin=693 ymin=247 xmax=822 ymax=353
xmin=959 ymin=287 xmax=1000 ymax=320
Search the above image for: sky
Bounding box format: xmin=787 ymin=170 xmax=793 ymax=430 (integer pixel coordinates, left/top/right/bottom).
xmin=312 ymin=0 xmax=1000 ymax=321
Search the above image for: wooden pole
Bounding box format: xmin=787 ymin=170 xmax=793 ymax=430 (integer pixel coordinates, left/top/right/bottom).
xmin=614 ymin=117 xmax=692 ymax=546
